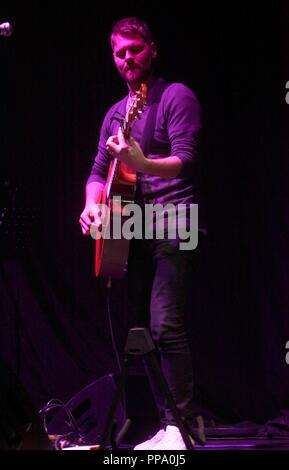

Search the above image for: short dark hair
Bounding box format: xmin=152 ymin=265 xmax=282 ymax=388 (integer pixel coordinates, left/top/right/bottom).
xmin=110 ymin=17 xmax=153 ymax=47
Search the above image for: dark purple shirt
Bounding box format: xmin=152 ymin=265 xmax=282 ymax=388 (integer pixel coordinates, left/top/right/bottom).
xmin=87 ymin=78 xmax=202 ymax=211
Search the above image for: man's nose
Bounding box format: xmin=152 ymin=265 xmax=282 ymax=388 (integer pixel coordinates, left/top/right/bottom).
xmin=125 ymin=52 xmax=134 ymax=62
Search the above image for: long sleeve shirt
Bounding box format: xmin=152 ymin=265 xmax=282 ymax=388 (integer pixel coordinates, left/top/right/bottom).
xmin=87 ymin=77 xmax=204 ymax=228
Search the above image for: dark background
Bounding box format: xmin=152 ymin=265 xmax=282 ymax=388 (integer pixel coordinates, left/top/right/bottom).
xmin=0 ymin=0 xmax=288 ymax=442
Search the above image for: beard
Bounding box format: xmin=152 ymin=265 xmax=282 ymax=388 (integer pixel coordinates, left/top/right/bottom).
xmin=122 ymin=67 xmax=152 ymax=88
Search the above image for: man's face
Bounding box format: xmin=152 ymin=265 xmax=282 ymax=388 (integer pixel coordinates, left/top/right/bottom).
xmin=111 ymin=33 xmax=157 ymax=87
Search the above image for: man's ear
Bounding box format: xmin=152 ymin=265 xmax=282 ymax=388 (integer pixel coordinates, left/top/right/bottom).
xmin=150 ymin=42 xmax=157 ymax=60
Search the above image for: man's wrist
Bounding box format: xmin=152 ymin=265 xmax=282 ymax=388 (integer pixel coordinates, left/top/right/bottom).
xmin=85 ymin=199 xmax=98 ymax=208
xmin=141 ymin=157 xmax=150 ymax=174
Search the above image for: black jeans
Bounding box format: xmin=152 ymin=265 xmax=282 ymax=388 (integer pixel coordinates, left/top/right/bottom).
xmin=127 ymin=237 xmax=201 ymax=427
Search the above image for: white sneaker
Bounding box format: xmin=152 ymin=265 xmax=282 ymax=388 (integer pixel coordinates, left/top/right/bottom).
xmin=133 ymin=429 xmax=165 ymax=450
xmin=152 ymin=425 xmax=195 ymax=450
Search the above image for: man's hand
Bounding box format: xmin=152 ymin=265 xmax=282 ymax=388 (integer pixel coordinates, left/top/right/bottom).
xmin=79 ymin=203 xmax=102 ymax=236
xmin=106 ymin=127 xmax=147 ymax=173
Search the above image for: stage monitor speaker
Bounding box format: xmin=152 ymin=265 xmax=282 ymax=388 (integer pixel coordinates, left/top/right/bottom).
xmin=45 ymin=374 xmax=125 ymax=446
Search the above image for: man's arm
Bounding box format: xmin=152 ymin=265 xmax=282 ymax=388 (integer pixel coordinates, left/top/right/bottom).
xmin=79 ymin=105 xmax=115 ymax=235
xmin=106 ymin=84 xmax=201 ymax=179
xmin=85 ymin=181 xmax=104 ymax=207
xmin=106 ymin=129 xmax=183 ymax=179
xmin=134 ymin=153 xmax=183 ymax=179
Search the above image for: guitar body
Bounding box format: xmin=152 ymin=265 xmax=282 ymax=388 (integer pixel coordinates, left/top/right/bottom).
xmin=94 ymin=83 xmax=147 ymax=279
xmin=95 ymin=163 xmax=136 ymax=279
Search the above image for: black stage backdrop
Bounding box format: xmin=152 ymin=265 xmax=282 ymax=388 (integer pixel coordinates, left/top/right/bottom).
xmin=0 ymin=0 xmax=288 ymax=434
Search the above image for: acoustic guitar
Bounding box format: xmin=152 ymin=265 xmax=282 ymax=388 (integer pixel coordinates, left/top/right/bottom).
xmin=94 ymin=83 xmax=147 ymax=279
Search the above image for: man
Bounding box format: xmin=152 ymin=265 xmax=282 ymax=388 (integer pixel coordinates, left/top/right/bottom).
xmin=79 ymin=17 xmax=203 ymax=450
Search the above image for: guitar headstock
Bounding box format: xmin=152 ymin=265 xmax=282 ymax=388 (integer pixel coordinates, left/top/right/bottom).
xmin=122 ymin=83 xmax=147 ymax=139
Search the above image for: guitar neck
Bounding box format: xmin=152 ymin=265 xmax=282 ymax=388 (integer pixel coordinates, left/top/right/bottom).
xmin=106 ymin=158 xmax=119 ymax=200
